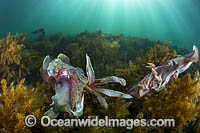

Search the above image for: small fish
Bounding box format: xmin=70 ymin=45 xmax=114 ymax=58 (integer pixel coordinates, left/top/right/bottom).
xmin=32 ymin=28 xmax=45 ymax=34
xmin=164 ymin=41 xmax=172 ymax=47
xmin=129 ymin=45 xmax=199 ymax=99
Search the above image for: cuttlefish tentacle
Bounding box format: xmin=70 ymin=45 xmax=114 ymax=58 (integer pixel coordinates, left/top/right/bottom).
xmin=130 ymin=45 xmax=199 ymax=99
xmin=86 ymin=53 xmax=95 ymax=85
xmin=95 ymin=76 xmax=126 ymax=86
xmin=85 ymin=54 xmax=132 ymax=108
xmin=43 ymin=53 xmax=132 ymax=117
xmin=85 ymin=85 xmax=108 ymax=109
xmin=97 ymin=89 xmax=133 ymax=99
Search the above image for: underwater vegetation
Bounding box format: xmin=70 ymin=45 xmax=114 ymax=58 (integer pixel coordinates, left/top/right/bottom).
xmin=0 ymin=79 xmax=46 ymax=132
xmin=138 ymin=73 xmax=200 ymax=132
xmin=0 ymin=31 xmax=200 ymax=132
xmin=0 ymin=33 xmax=25 ymax=82
xmin=0 ymin=33 xmax=43 ymax=83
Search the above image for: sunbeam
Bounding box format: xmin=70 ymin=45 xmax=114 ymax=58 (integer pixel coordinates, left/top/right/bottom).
xmin=0 ymin=0 xmax=200 ymax=48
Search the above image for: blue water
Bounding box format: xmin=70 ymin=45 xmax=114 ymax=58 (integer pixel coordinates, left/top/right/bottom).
xmin=1 ymin=0 xmax=200 ymax=48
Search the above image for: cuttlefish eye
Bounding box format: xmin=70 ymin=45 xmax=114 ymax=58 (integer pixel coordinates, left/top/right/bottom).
xmin=61 ymin=71 xmax=71 ymax=79
xmin=47 ymin=69 xmax=54 ymax=76
xmin=165 ymin=60 xmax=177 ymax=67
xmin=172 ymin=60 xmax=177 ymax=65
xmin=165 ymin=60 xmax=171 ymax=66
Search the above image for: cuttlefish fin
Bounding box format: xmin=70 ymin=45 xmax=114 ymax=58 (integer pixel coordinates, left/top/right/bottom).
xmin=40 ymin=55 xmax=51 ymax=83
xmin=69 ymin=94 xmax=84 ymax=117
xmin=86 ymin=54 xmax=95 ymax=85
xmin=57 ymin=53 xmax=70 ymax=64
xmin=44 ymin=107 xmax=58 ymax=119
xmin=182 ymin=45 xmax=199 ymax=63
xmin=191 ymin=45 xmax=199 ymax=63
xmin=43 ymin=55 xmax=51 ymax=70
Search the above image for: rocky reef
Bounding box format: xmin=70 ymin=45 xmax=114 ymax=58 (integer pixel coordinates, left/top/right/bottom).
xmin=0 ymin=31 xmax=200 ymax=132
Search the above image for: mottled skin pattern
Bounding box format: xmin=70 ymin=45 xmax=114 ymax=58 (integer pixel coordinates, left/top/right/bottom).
xmin=41 ymin=55 xmax=87 ymax=117
xmin=40 ymin=54 xmax=132 ymax=118
xmin=130 ymin=45 xmax=199 ymax=98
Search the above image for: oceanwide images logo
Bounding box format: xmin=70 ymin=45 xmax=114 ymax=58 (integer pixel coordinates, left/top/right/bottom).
xmin=25 ymin=115 xmax=175 ymax=129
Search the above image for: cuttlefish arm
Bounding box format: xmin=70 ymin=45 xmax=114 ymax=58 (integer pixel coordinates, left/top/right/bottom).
xmin=128 ymin=74 xmax=153 ymax=98
xmin=130 ymin=45 xmax=199 ymax=99
xmin=86 ymin=54 xmax=95 ymax=85
xmin=85 ymin=85 xmax=108 ymax=109
xmin=156 ymin=46 xmax=198 ymax=91
xmin=97 ymin=88 xmax=133 ymax=99
xmin=147 ymin=45 xmax=198 ymax=88
xmin=85 ymin=54 xmax=133 ymax=109
xmin=95 ymin=76 xmax=126 ymax=86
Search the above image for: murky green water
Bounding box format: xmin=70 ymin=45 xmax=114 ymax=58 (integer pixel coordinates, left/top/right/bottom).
xmin=1 ymin=0 xmax=200 ymax=48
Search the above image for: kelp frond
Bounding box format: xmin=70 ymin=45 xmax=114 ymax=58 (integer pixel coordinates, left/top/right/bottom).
xmin=0 ymin=33 xmax=25 ymax=81
xmin=0 ymin=79 xmax=45 ymax=132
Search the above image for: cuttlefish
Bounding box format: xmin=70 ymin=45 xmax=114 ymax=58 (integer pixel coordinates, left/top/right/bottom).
xmin=129 ymin=45 xmax=199 ymax=99
xmin=40 ymin=54 xmax=132 ymax=117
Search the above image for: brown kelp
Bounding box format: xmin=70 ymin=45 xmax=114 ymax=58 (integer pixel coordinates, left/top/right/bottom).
xmin=0 ymin=79 xmax=45 ymax=132
xmin=115 ymin=43 xmax=200 ymax=132
xmin=0 ymin=31 xmax=200 ymax=132
xmin=138 ymin=73 xmax=200 ymax=132
xmin=0 ymin=33 xmax=25 ymax=81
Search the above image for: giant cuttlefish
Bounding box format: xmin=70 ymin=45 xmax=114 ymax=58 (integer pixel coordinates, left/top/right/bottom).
xmin=40 ymin=53 xmax=132 ymax=117
xmin=129 ymin=45 xmax=199 ymax=99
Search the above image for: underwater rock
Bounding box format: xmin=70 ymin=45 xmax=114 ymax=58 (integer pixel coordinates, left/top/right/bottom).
xmin=40 ymin=53 xmax=132 ymax=117
xmin=129 ymin=45 xmax=199 ymax=98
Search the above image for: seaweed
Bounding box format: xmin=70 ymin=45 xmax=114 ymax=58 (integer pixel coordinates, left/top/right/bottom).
xmin=20 ymin=49 xmax=44 ymax=83
xmin=0 ymin=79 xmax=46 ymax=132
xmin=0 ymin=33 xmax=25 ymax=82
xmin=137 ymin=73 xmax=200 ymax=132
xmin=62 ymin=35 xmax=124 ymax=76
xmin=0 ymin=31 xmax=200 ymax=132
